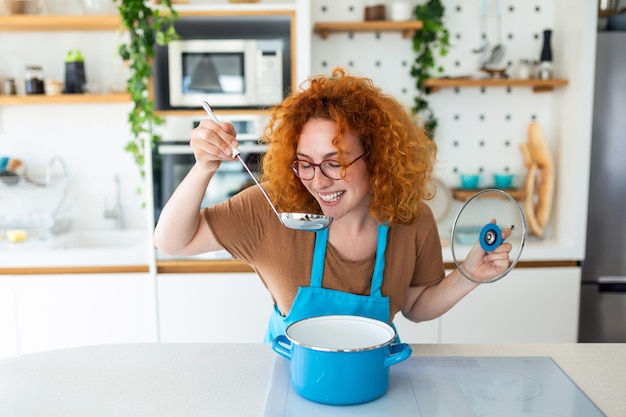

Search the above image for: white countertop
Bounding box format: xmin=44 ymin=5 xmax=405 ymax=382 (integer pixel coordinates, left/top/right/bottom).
xmin=0 ymin=229 xmax=150 ymax=268
xmin=0 ymin=343 xmax=623 ymax=417
xmin=0 ymin=226 xmax=581 ymax=269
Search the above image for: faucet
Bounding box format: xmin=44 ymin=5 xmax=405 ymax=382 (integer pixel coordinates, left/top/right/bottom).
xmin=104 ymin=174 xmax=124 ymax=230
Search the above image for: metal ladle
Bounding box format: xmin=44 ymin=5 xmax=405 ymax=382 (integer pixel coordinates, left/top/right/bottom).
xmin=201 ymin=101 xmax=333 ymax=231
xmin=485 ymin=0 xmax=505 ymax=68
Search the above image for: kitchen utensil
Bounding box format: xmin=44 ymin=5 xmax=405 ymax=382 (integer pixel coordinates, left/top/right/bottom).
xmin=450 ymin=188 xmax=527 ymax=283
xmin=485 ymin=0 xmax=505 ymax=68
xmin=271 ymin=315 xmax=412 ymax=405
xmin=473 ymin=0 xmax=489 ymax=65
xmin=201 ymin=101 xmax=333 ymax=231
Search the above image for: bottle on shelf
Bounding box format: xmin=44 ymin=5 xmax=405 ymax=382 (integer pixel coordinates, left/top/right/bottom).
xmin=539 ymin=29 xmax=553 ymax=80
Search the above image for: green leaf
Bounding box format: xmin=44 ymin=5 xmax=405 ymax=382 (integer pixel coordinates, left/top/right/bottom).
xmin=410 ymin=0 xmax=449 ymax=139
xmin=113 ymin=0 xmax=179 ymax=186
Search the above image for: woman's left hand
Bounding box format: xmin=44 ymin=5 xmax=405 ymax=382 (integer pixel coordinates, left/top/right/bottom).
xmin=461 ymin=220 xmax=513 ymax=282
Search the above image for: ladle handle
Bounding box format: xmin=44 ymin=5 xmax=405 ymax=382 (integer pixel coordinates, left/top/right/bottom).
xmin=201 ymin=101 xmax=280 ymax=217
xmin=234 ymin=154 xmax=280 ymax=217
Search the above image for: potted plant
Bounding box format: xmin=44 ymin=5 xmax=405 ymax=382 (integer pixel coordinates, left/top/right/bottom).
xmin=114 ymin=0 xmax=179 ymax=183
xmin=410 ymin=0 xmax=449 ymax=138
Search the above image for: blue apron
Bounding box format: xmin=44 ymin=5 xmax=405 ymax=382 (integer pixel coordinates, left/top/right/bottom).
xmin=265 ymin=224 xmax=394 ymax=342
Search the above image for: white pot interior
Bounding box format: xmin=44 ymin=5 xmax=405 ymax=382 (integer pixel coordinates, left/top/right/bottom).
xmin=286 ymin=315 xmax=395 ymax=351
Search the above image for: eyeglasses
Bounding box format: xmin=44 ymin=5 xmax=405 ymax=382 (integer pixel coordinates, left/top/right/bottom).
xmin=291 ymin=153 xmax=366 ymax=180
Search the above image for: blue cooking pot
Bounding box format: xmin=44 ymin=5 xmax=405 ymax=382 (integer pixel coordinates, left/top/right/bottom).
xmin=271 ymin=315 xmax=412 ymax=405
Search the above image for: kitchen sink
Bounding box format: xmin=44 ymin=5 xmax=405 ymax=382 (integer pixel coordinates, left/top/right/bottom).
xmin=0 ymin=229 xmax=149 ymax=268
xmin=50 ymin=230 xmax=145 ymax=250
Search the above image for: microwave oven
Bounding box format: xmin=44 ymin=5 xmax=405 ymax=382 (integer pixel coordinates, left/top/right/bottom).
xmin=167 ymin=39 xmax=284 ymax=108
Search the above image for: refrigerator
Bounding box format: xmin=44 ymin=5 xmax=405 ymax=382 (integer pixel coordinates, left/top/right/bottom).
xmin=579 ymin=31 xmax=626 ymax=343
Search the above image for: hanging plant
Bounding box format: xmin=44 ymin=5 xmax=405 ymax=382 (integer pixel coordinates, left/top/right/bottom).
xmin=114 ymin=0 xmax=179 ymax=182
xmin=410 ymin=0 xmax=450 ymax=138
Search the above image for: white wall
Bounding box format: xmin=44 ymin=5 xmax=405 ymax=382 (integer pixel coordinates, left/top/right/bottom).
xmin=0 ymin=28 xmax=146 ymax=232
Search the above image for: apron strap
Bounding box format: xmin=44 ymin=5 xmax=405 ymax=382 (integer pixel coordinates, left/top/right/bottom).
xmin=309 ymin=227 xmax=329 ymax=288
xmin=370 ymin=224 xmax=388 ymax=297
xmin=310 ymin=224 xmax=388 ymax=294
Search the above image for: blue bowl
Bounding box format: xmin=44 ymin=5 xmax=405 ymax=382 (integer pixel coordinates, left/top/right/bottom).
xmin=494 ymin=173 xmax=514 ymax=189
xmin=460 ymin=174 xmax=480 ymax=189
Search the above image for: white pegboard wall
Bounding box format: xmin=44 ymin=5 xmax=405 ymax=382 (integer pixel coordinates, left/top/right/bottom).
xmin=310 ymin=1 xmax=417 ymax=109
xmin=310 ymin=0 xmax=558 ymax=194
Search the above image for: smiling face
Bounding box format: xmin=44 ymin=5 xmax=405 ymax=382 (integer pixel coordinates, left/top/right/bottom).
xmin=296 ymin=118 xmax=371 ymax=223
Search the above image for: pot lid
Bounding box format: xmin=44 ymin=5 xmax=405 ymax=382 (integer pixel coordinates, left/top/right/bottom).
xmin=450 ymin=188 xmax=527 ymax=283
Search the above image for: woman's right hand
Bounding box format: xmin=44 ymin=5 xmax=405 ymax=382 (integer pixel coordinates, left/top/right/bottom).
xmin=154 ymin=118 xmax=238 ymax=256
xmin=190 ymin=118 xmax=239 ymax=171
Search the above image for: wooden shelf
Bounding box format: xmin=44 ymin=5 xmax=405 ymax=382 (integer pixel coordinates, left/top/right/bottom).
xmin=0 ymin=15 xmax=121 ymax=31
xmin=452 ymin=188 xmax=526 ymax=202
xmin=424 ymin=78 xmax=569 ymax=93
xmin=0 ymin=93 xmax=130 ymax=105
xmin=313 ymin=20 xmax=423 ymax=39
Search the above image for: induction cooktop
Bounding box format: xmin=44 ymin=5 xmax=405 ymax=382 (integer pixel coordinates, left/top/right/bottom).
xmin=263 ymin=356 xmax=606 ymax=417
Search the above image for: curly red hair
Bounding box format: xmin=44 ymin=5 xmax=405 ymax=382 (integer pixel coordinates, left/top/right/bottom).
xmin=260 ymin=67 xmax=437 ymax=225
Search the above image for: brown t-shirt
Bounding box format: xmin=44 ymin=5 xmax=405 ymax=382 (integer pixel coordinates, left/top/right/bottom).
xmin=204 ymin=186 xmax=445 ymax=321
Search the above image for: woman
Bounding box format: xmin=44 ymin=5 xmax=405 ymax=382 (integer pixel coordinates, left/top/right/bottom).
xmin=153 ymin=68 xmax=512 ymax=341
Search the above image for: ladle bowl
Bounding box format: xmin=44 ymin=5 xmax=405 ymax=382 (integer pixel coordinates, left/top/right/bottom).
xmin=201 ymin=101 xmax=333 ymax=232
xmin=278 ymin=213 xmax=331 ymax=230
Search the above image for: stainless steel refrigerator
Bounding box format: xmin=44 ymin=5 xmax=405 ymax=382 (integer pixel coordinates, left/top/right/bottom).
xmin=579 ymin=31 xmax=626 ymax=342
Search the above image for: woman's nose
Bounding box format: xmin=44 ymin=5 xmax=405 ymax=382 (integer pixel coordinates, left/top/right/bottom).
xmin=311 ymin=166 xmax=334 ymax=188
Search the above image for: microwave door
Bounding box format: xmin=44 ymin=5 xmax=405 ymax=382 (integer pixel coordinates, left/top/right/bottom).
xmin=188 ymin=56 xmax=222 ymax=92
xmin=168 ymin=39 xmax=258 ymax=108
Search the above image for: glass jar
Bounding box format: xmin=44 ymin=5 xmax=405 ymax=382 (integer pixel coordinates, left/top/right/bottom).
xmin=3 ymin=78 xmax=16 ymax=95
xmin=25 ymin=65 xmax=45 ymax=95
xmin=517 ymin=60 xmax=531 ymax=80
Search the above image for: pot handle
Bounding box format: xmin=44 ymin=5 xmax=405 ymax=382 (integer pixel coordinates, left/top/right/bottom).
xmin=384 ymin=343 xmax=412 ymax=368
xmin=271 ymin=335 xmax=293 ymax=361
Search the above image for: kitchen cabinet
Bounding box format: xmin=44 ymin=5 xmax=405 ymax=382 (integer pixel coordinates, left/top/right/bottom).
xmin=14 ymin=273 xmax=157 ymax=355
xmin=440 ymin=267 xmax=580 ymax=343
xmin=155 ymin=265 xmax=580 ymax=345
xmin=157 ymin=273 xmax=274 ymax=343
xmin=157 ymin=271 xmax=440 ymax=344
xmin=393 ymin=313 xmax=439 ymax=344
xmin=0 ymin=276 xmax=19 ymax=360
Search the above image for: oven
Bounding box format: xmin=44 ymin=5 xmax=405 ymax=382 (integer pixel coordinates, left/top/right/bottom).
xmin=153 ymin=114 xmax=268 ymax=223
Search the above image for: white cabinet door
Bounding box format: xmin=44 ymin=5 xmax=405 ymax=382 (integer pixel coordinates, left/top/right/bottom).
xmin=157 ymin=273 xmax=441 ymax=344
xmin=157 ymin=273 xmax=274 ymax=343
xmin=0 ymin=276 xmax=19 ymax=359
xmin=440 ymin=267 xmax=581 ymax=343
xmin=393 ymin=314 xmax=440 ymax=344
xmin=15 ymin=273 xmax=157 ymax=355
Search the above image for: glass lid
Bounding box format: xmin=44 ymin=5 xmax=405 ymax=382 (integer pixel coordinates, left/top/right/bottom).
xmin=450 ymin=188 xmax=527 ymax=283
